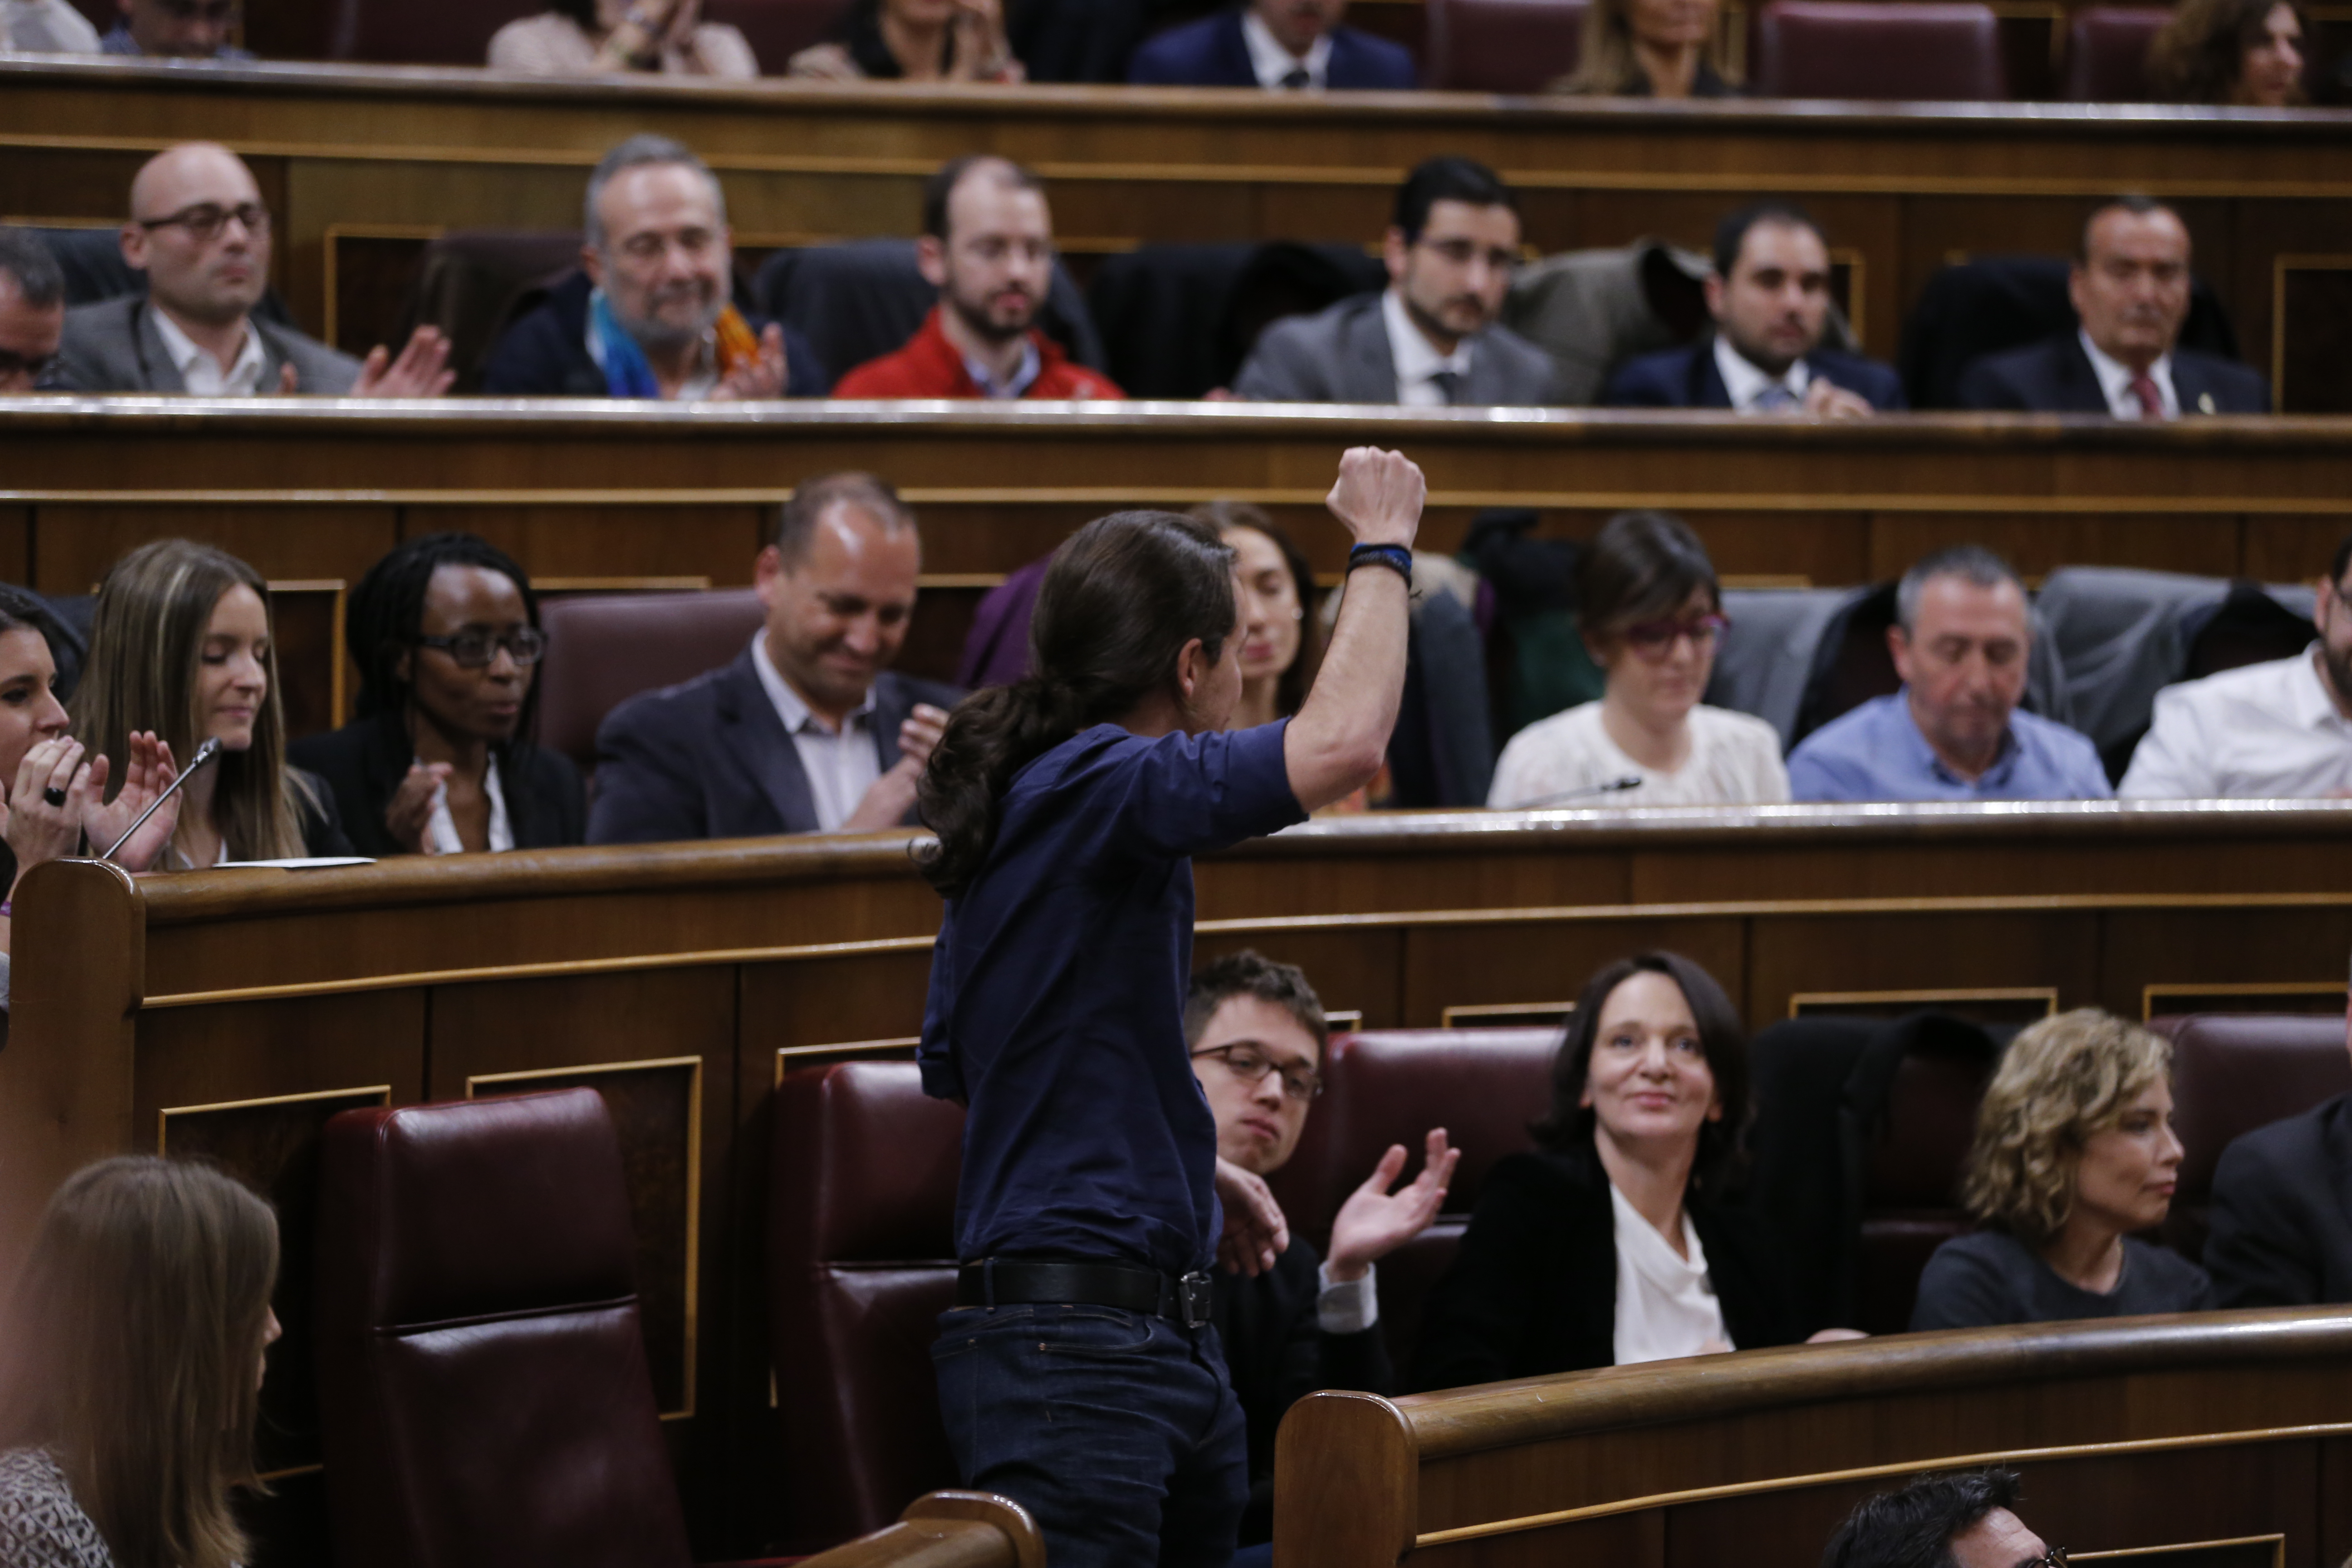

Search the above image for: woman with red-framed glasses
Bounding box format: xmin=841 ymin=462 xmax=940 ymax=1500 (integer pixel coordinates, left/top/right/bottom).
xmin=1488 ymin=510 xmax=1788 ymax=810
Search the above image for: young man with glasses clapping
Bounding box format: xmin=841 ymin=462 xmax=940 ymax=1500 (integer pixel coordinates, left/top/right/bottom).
xmin=1183 ymin=950 xmax=1456 ymax=1558
xmin=56 ymin=142 xmax=453 ymax=398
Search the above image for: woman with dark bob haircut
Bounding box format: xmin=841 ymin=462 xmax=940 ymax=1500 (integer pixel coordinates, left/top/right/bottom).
xmin=2148 ymin=0 xmax=2308 ymax=106
xmin=0 ymin=1156 xmax=282 ymax=1568
xmin=289 ymin=533 xmax=585 ymax=858
xmin=915 ymin=448 xmax=1425 ymax=1566
xmin=1489 ymin=511 xmax=1787 ymax=808
xmin=1416 ymin=952 xmax=1844 ymax=1390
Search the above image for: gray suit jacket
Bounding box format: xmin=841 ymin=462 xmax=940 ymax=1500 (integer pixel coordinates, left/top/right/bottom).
xmin=1233 ymin=292 xmax=1561 ymax=406
xmin=57 ymin=295 xmax=363 ymax=395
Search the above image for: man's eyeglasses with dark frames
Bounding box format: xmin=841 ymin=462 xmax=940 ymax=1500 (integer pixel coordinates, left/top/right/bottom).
xmin=2022 ymin=1548 xmax=2068 ymax=1568
xmin=1190 ymin=1043 xmax=1323 ymax=1102
xmin=413 ymin=627 xmax=546 ymax=670
xmin=137 ymin=202 xmax=272 ymax=244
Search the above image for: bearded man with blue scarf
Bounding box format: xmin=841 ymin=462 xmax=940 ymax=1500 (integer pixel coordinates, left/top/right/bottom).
xmin=485 ymin=134 xmax=827 ymax=400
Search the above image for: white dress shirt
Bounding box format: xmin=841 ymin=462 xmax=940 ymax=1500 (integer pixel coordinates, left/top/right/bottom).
xmin=1609 ymin=1181 xmax=1727 ymax=1366
xmin=1489 ymin=701 xmax=1791 ymax=808
xmin=2 ymin=0 xmax=100 ymax=51
xmin=2079 ymin=329 xmax=2178 ymax=420
xmin=2119 ymin=643 xmax=2352 ymax=799
xmin=749 ymin=631 xmax=881 ymax=832
xmin=1240 ymin=7 xmax=1333 ymax=87
xmin=1315 ymin=1260 xmax=1379 ymax=1333
xmin=421 ymin=753 xmax=514 ymax=854
xmin=151 ymin=307 xmax=268 ymax=397
xmin=1382 ymin=288 xmax=1474 ymax=408
xmin=1713 ymin=334 xmax=1811 ymax=412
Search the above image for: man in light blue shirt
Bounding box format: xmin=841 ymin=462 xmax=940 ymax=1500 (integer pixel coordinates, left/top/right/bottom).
xmin=1788 ymin=546 xmax=2112 ymax=802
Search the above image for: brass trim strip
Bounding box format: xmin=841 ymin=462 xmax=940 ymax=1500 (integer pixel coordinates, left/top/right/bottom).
xmin=534 ymin=575 xmax=712 ymax=591
xmin=1439 ymin=1002 xmax=1577 ymax=1027
xmin=2072 ymin=1538 xmax=2284 ymax=1568
xmin=157 ymin=1083 xmax=392 ymax=1153
xmin=2141 ymin=979 xmax=2346 ymax=1020
xmin=17 ymin=487 xmax=2352 ymax=516
xmin=1411 ymin=1421 xmax=2352 ymax=1547
xmin=1788 ymin=986 xmax=2060 ymax=1019
xmin=774 ymin=1037 xmax=923 ymax=1086
xmin=465 ymin=1054 xmax=703 ymax=1420
xmin=140 ymin=935 xmax=938 ymax=1008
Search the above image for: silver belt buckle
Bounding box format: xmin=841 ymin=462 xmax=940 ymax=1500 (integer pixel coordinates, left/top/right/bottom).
xmin=1178 ymin=1269 xmax=1213 ymax=1328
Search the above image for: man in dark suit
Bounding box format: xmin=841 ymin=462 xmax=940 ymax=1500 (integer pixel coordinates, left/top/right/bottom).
xmin=2204 ymin=995 xmax=2352 ymax=1308
xmin=485 ymin=135 xmax=823 ymax=399
xmin=1604 ymin=200 xmax=1903 ymax=415
xmin=58 ymin=142 xmax=451 ymax=397
xmin=588 ymin=473 xmax=961 ymax=843
xmin=1187 ymin=952 xmax=1455 ymax=1550
xmin=1955 ymin=197 xmax=2269 ymax=416
xmin=1128 ymin=0 xmax=1416 ymax=88
xmin=1232 ymin=157 xmax=1558 ymax=405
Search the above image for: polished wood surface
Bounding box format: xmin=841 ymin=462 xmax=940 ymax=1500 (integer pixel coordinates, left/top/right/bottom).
xmin=802 ymin=1493 xmax=1046 ymax=1568
xmin=8 ymin=401 xmax=2350 ymax=588
xmin=7 ymin=801 xmax=2352 ymax=1555
xmin=1276 ymin=1309 xmax=2352 ymax=1568
xmin=6 ymin=58 xmax=2352 ymax=401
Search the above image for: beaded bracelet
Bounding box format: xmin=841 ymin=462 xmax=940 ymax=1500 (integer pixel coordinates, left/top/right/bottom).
xmin=1346 ymin=543 xmax=1414 ymax=583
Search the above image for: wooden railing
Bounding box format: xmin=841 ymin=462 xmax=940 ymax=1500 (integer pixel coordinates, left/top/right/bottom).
xmin=1276 ymin=1308 xmax=2352 ymax=1568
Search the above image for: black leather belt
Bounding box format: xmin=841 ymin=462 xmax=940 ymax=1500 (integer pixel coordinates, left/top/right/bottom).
xmin=956 ymin=1258 xmax=1215 ymax=1329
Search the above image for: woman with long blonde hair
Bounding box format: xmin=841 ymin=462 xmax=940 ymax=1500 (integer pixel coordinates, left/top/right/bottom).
xmin=1911 ymin=1009 xmax=2211 ymax=1329
xmin=0 ymin=1156 xmax=282 ymax=1568
xmin=1552 ymin=0 xmax=1737 ymax=98
xmin=72 ymin=539 xmax=352 ymax=867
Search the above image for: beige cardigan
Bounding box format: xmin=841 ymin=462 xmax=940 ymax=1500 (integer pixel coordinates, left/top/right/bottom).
xmin=486 ymin=11 xmax=759 ymax=78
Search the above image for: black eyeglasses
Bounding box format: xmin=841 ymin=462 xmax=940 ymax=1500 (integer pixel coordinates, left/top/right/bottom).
xmin=413 ymin=627 xmax=545 ymax=669
xmin=0 ymin=349 xmax=59 ymax=384
xmin=1190 ymin=1043 xmax=1323 ymax=1103
xmin=2024 ymin=1549 xmax=2069 ymax=1568
xmin=137 ymin=201 xmax=272 ymax=244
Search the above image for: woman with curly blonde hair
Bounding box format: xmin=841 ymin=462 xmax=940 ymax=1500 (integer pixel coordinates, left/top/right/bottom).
xmin=1911 ymin=1009 xmax=2210 ymax=1330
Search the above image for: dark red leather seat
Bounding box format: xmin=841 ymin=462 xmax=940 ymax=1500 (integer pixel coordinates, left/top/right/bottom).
xmin=1752 ymin=0 xmax=2007 ymax=99
xmin=2061 ymin=6 xmax=2168 ymax=100
xmin=1852 ymin=1042 xmax=1993 ymax=1332
xmin=2151 ymin=1013 xmax=2352 ymax=1259
xmin=770 ymin=1062 xmax=966 ymax=1545
xmin=538 ymin=588 xmax=764 ymax=772
xmin=313 ymin=1088 xmax=694 ymax=1568
xmin=1427 ymin=0 xmax=1591 ymax=91
xmin=1267 ymin=1027 xmax=1557 ymax=1362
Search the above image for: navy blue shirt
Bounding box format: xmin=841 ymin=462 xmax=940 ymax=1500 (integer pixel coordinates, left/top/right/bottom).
xmin=1786 ymin=691 xmax=2113 ymax=802
xmin=920 ymin=720 xmax=1305 ymax=1276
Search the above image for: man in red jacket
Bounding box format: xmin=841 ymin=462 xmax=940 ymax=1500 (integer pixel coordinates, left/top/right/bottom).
xmin=834 ymin=156 xmax=1123 ymax=401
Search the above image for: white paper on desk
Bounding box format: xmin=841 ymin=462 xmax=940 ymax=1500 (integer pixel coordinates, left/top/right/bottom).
xmin=215 ymin=857 xmax=377 ymax=868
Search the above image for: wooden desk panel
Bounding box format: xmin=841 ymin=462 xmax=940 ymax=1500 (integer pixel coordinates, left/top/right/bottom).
xmin=1279 ymin=1312 xmax=2352 ymax=1568
xmin=8 ymin=59 xmax=2352 ymax=401
xmin=11 ymin=803 xmax=2352 ymax=1558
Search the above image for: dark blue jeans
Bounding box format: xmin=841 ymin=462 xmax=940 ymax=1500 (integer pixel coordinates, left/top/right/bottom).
xmin=931 ymin=1302 xmax=1248 ymax=1568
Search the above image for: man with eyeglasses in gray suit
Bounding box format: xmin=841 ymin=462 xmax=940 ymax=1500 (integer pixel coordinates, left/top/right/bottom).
xmin=56 ymin=142 xmax=452 ymax=397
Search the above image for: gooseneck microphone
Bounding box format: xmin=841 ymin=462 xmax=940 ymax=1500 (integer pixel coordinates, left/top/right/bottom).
xmin=101 ymin=737 xmax=221 ymax=862
xmin=1510 ymin=775 xmax=1644 ymax=808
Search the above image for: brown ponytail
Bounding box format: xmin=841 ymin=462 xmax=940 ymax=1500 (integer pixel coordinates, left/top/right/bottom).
xmin=917 ymin=511 xmax=1237 ymax=898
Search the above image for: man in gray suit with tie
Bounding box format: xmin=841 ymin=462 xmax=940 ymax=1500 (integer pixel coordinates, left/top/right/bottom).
xmin=588 ymin=473 xmax=964 ymax=844
xmin=56 ymin=142 xmax=453 ymax=397
xmin=1233 ymin=157 xmax=1560 ymax=407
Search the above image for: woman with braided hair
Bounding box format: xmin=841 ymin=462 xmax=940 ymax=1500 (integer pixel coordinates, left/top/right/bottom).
xmin=290 ymin=533 xmax=583 ymax=857
xmin=914 ymin=446 xmax=1425 ymax=1568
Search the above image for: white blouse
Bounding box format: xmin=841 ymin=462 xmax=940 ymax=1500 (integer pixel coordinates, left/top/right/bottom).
xmin=1490 ymin=701 xmax=1790 ymax=809
xmin=1608 ymin=1181 xmax=1727 ymax=1366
